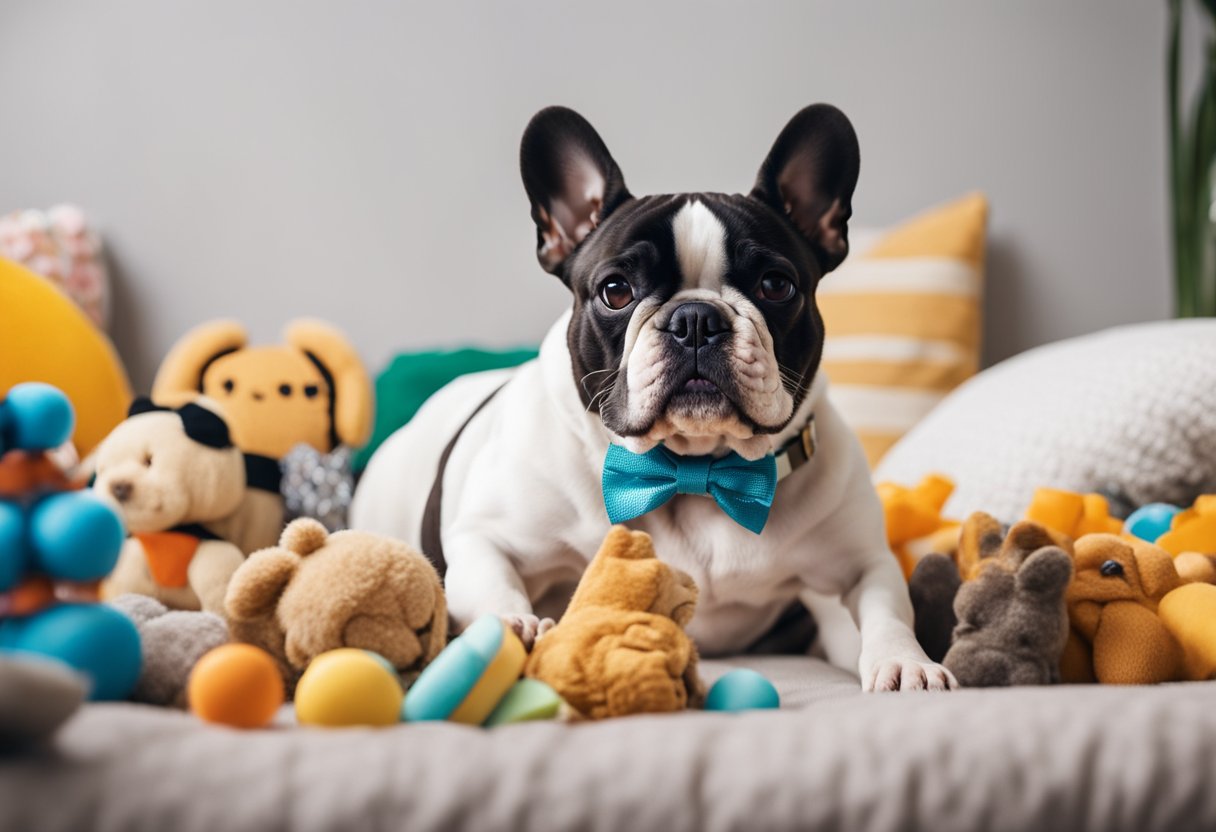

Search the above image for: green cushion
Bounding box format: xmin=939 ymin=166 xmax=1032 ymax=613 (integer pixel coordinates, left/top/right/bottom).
xmin=353 ymin=347 xmax=538 ymax=471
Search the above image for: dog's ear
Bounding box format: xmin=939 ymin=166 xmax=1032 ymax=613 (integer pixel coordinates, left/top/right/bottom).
xmin=176 ymin=402 xmax=233 ymax=449
xmin=152 ymin=320 xmax=248 ymax=399
xmin=284 ymin=319 xmax=372 ymax=449
xmin=751 ymin=104 xmax=860 ymax=273
xmin=520 ymin=106 xmax=632 ymax=276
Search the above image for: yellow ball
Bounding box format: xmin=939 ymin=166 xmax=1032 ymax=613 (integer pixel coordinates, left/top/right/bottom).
xmin=295 ymin=649 xmax=403 ymax=728
xmin=188 ymin=644 xmax=285 ymax=729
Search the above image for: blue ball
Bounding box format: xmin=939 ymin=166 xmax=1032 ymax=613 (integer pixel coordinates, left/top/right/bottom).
xmin=29 ymin=491 xmax=126 ymax=581
xmin=0 ymin=603 xmax=142 ymax=700
xmin=0 ymin=500 xmax=29 ymax=591
xmin=1125 ymin=503 xmax=1182 ymax=544
xmin=705 ymin=668 xmax=781 ymax=712
xmin=3 ymin=383 xmax=75 ymax=451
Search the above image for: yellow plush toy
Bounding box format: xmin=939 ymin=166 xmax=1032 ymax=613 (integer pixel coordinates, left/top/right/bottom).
xmin=0 ymin=257 xmax=130 ymax=457
xmin=152 ymin=318 xmax=372 ymax=459
xmin=151 ymin=319 xmax=373 ymax=552
xmin=524 ymin=526 xmax=705 ymax=720
xmin=876 ymin=474 xmax=960 ymax=579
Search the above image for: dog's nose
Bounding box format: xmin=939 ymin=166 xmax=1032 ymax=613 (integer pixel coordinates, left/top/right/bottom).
xmin=665 ymin=302 xmax=730 ymax=349
xmin=252 ymin=390 xmax=265 ymax=401
xmin=110 ymin=480 xmax=133 ymax=503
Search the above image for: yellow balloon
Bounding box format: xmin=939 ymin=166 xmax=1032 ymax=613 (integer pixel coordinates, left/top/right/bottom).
xmin=294 ymin=649 xmax=403 ymax=728
xmin=0 ymin=257 xmax=131 ymax=456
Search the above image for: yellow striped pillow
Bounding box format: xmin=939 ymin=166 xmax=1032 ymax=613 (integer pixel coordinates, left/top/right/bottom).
xmin=819 ymin=193 xmax=989 ymax=467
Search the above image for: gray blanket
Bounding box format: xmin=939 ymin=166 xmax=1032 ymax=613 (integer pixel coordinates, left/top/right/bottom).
xmin=3 ymin=657 xmax=1215 ymax=832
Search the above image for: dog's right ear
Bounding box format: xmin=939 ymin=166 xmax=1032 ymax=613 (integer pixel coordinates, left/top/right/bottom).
xmin=520 ymin=106 xmax=632 ymax=277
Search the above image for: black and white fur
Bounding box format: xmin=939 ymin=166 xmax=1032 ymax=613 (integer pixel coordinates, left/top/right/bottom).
xmin=353 ymin=105 xmax=954 ymax=691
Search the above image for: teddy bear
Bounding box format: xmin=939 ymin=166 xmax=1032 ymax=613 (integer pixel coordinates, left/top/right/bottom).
xmin=224 ymin=518 xmax=446 ymax=693
xmin=941 ymin=519 xmax=1073 ymax=686
xmin=524 ymin=526 xmax=705 ymax=720
xmin=151 ymin=319 xmax=373 ymax=551
xmin=94 ymin=398 xmax=247 ymax=615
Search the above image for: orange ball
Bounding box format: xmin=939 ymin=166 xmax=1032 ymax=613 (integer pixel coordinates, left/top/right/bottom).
xmin=188 ymin=644 xmax=284 ymax=729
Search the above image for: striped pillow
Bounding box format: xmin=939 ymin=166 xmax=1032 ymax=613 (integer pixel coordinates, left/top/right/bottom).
xmin=819 ymin=193 xmax=989 ymax=467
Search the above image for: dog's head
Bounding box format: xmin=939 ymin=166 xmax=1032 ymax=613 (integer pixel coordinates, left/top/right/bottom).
xmin=521 ymin=105 xmax=859 ymax=458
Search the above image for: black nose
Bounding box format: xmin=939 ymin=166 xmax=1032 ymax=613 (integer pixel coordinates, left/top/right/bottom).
xmin=110 ymin=481 xmax=133 ymax=503
xmin=665 ymin=302 xmax=730 ymax=349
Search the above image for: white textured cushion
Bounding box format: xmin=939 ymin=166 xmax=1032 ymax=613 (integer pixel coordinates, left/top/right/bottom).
xmin=874 ymin=319 xmax=1216 ymax=521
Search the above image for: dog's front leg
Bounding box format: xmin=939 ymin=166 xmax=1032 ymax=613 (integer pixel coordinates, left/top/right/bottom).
xmin=443 ymin=531 xmax=554 ymax=648
xmin=845 ymin=554 xmax=957 ymax=692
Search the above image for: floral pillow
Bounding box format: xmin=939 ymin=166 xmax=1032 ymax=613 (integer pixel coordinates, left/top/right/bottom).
xmin=0 ymin=205 xmax=109 ymax=329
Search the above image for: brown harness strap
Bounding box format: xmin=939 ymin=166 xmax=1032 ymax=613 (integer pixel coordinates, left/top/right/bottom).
xmin=420 ymin=383 xmax=507 ymax=578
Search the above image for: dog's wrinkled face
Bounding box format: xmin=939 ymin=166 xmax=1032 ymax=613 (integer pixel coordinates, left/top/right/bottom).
xmin=521 ymin=105 xmax=860 ymax=458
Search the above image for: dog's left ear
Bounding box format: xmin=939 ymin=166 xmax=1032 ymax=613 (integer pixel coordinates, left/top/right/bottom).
xmin=751 ymin=104 xmax=860 ymax=273
xmin=520 ymin=106 xmax=632 ymax=276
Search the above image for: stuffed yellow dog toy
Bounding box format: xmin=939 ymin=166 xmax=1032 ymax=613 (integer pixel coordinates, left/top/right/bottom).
xmin=150 ymin=319 xmax=372 ymax=552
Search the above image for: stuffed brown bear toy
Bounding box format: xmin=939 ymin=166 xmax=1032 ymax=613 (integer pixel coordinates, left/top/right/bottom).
xmin=524 ymin=526 xmax=705 ymax=719
xmin=224 ymin=518 xmax=446 ymax=693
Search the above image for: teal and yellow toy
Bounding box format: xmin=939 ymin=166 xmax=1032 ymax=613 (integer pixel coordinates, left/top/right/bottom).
xmin=403 ymin=615 xmax=527 ymax=724
xmin=0 ymin=382 xmax=141 ymax=701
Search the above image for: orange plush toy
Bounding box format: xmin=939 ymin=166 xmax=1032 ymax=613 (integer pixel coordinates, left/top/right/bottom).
xmin=1061 ymin=534 xmax=1189 ymax=684
xmin=1023 ymin=488 xmax=1122 ymax=540
xmin=876 ymin=474 xmax=960 ymax=579
xmin=524 ymin=526 xmax=705 ymax=720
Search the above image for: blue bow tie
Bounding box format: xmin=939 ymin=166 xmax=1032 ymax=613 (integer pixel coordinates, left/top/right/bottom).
xmin=602 ymin=444 xmax=778 ymax=534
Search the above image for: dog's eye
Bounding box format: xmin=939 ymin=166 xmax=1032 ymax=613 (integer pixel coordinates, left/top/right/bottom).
xmin=599 ymin=277 xmax=634 ymax=310
xmin=757 ymin=273 xmax=796 ymax=303
xmin=1099 ymin=559 xmax=1124 ymax=577
xmin=303 ymin=384 xmax=320 ymax=399
xmin=222 ymin=379 xmax=235 ymax=394
xmin=279 ymin=383 xmax=293 ymax=397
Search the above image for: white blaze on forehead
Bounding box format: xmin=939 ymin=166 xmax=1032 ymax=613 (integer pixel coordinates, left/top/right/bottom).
xmin=672 ymin=200 xmax=728 ymax=291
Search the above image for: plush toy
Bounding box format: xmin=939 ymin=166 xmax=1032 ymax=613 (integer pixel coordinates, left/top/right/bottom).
xmin=1023 ymin=488 xmax=1122 ymax=540
xmin=149 ymin=320 xmax=372 ymax=553
xmin=0 ymin=383 xmax=141 ymax=712
xmin=942 ymin=520 xmax=1073 ymax=686
xmin=224 ymin=518 xmax=446 ymax=693
xmin=1156 ymin=495 xmax=1216 ymax=558
xmin=94 ymin=399 xmax=247 ymax=615
xmin=1062 ymin=530 xmax=1216 ymax=684
xmin=876 ymin=474 xmax=960 ymax=579
xmin=524 ymin=526 xmax=705 ymax=720
xmin=109 ymin=593 xmax=229 ymax=707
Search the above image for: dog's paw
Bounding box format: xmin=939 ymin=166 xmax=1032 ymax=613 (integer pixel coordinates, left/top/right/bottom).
xmin=501 ymin=614 xmax=556 ymax=650
xmin=864 ymin=656 xmax=957 ymax=692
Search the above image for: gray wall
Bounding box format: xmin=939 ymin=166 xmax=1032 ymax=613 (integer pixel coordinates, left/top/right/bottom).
xmin=0 ymin=1 xmax=1176 ymax=391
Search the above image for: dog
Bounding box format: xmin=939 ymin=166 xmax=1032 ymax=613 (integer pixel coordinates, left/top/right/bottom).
xmin=352 ymin=104 xmax=955 ymax=691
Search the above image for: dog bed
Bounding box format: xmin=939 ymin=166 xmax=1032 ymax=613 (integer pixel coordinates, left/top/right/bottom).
xmin=3 ymin=657 xmax=1216 ymax=832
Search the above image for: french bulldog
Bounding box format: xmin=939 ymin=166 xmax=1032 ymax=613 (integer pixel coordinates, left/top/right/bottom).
xmin=352 ymin=104 xmax=955 ymax=691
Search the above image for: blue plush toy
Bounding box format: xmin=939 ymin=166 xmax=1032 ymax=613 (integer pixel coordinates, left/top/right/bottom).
xmin=0 ymin=383 xmax=141 ymax=705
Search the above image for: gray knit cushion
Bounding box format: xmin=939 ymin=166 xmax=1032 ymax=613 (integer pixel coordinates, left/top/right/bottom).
xmin=874 ymin=319 xmax=1216 ymax=521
